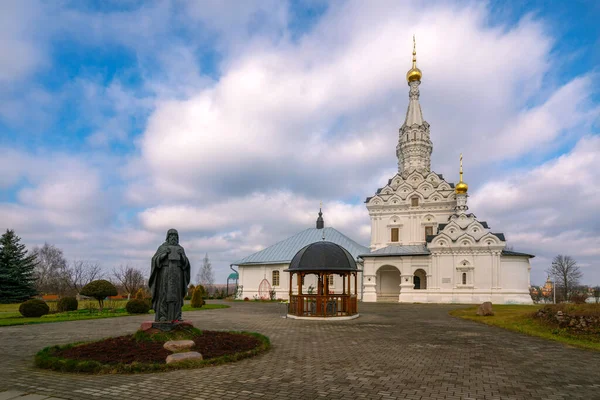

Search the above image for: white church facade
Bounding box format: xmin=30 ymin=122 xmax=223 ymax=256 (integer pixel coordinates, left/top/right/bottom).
xmin=233 ymin=40 xmax=533 ymax=304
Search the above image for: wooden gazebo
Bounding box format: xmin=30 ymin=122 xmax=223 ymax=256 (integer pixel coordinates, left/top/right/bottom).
xmin=285 ymin=241 xmax=360 ymax=319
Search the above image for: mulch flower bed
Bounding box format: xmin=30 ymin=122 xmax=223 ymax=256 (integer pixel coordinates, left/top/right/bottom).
xmin=57 ymin=331 xmax=262 ymax=365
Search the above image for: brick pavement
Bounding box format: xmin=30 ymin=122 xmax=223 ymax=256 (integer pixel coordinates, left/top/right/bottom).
xmin=0 ymin=302 xmax=599 ymax=400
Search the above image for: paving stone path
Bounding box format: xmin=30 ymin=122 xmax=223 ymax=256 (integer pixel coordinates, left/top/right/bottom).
xmin=1 ymin=302 xmax=599 ymax=400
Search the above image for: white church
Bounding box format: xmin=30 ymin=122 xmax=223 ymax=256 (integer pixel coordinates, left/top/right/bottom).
xmin=233 ymin=41 xmax=533 ymax=304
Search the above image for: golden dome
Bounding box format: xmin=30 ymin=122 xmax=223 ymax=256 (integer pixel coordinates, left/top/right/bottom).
xmin=406 ymin=66 xmax=422 ymax=83
xmin=455 ymin=153 xmax=468 ymax=194
xmin=406 ymin=35 xmax=422 ymax=82
xmin=455 ymin=181 xmax=468 ymax=194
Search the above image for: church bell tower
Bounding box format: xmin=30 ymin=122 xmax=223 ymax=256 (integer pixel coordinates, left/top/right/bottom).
xmin=396 ymin=36 xmax=433 ymax=175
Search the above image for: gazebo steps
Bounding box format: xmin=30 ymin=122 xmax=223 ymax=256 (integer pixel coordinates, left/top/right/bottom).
xmin=377 ymin=295 xmax=399 ymax=303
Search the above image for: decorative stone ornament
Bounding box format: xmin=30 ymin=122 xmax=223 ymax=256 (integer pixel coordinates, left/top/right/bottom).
xmin=164 ymin=340 xmax=195 ymax=353
xmin=166 ymin=351 xmax=203 ymax=364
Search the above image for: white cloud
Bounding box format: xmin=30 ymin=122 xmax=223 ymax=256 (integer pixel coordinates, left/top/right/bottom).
xmin=471 ymin=135 xmax=600 ymax=284
xmin=0 ymin=0 xmax=46 ymax=83
xmin=2 ymin=0 xmax=599 ymax=285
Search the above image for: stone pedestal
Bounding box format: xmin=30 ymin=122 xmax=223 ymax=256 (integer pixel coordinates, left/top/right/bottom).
xmin=140 ymin=320 xmax=194 ymax=332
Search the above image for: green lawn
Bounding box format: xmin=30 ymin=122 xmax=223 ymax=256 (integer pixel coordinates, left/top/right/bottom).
xmin=450 ymin=304 xmax=600 ymax=352
xmin=0 ymin=308 xmax=132 ymax=327
xmin=0 ymin=302 xmax=229 ymax=327
xmin=0 ymin=299 xmax=130 ymax=313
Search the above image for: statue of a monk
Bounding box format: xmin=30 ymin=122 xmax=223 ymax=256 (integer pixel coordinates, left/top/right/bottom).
xmin=149 ymin=229 xmax=191 ymax=322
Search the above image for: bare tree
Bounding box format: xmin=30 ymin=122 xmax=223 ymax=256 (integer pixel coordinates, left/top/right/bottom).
xmin=59 ymin=260 xmax=104 ymax=295
xmin=197 ymin=253 xmax=214 ymax=290
xmin=32 ymin=243 xmax=68 ymax=295
xmin=546 ymin=255 xmax=582 ymax=302
xmin=112 ymin=265 xmax=146 ymax=298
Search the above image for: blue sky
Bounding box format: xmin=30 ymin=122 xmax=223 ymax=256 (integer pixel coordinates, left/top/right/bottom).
xmin=0 ymin=0 xmax=598 ymax=285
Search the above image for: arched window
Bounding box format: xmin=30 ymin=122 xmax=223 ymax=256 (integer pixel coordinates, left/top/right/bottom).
xmin=391 ymin=227 xmax=399 ymax=242
xmin=462 ymin=272 xmax=467 ymax=285
xmin=327 ymin=274 xmax=334 ymax=286
xmin=272 ymin=270 xmax=280 ymax=287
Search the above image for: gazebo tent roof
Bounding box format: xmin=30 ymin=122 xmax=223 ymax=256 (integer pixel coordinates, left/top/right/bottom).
xmin=286 ymin=241 xmax=358 ymax=272
xmin=232 ymin=227 xmax=369 ymax=266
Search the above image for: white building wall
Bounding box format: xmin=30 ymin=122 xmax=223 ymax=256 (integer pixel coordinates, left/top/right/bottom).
xmin=237 ymin=264 xmax=363 ymax=301
xmin=361 ymin=252 xmax=532 ymax=304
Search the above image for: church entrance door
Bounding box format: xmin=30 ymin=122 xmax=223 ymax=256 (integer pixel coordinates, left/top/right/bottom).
xmin=376 ymin=265 xmax=401 ymax=302
xmin=413 ymin=269 xmax=427 ymax=290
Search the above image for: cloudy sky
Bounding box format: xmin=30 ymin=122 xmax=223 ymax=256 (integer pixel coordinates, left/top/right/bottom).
xmin=1 ymin=0 xmax=598 ymax=285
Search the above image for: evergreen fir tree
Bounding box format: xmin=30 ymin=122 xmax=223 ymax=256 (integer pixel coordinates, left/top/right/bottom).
xmin=0 ymin=229 xmax=38 ymax=303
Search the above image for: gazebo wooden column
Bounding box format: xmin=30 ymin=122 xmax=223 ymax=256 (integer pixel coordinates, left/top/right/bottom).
xmin=284 ymin=241 xmax=359 ymax=318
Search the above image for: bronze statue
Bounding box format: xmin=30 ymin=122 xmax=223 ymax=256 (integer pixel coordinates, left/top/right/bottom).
xmin=149 ymin=229 xmax=191 ymax=322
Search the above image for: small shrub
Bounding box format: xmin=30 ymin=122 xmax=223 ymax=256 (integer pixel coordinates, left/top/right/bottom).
xmin=570 ymin=293 xmax=589 ymax=304
xmin=134 ymin=288 xmax=146 ymax=300
xmin=19 ymin=299 xmax=50 ymax=318
xmin=57 ymin=297 xmax=78 ymax=312
xmin=80 ymin=280 xmax=118 ymax=311
xmin=244 ymin=297 xmax=249 ymax=301
xmin=191 ymin=285 xmax=205 ymax=308
xmin=126 ymin=299 xmax=150 ymax=314
xmin=269 ymin=289 xmax=276 ymax=301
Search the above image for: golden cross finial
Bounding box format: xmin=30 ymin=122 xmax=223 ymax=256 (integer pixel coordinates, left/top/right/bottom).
xmin=412 ymin=34 xmax=417 ymax=65
xmin=459 ymin=153 xmax=463 ymax=182
xmin=320 ymin=201 xmax=323 ymax=209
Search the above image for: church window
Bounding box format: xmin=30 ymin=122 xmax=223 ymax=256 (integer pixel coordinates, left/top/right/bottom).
xmin=462 ymin=273 xmax=467 ymax=285
xmin=411 ymin=197 xmax=419 ymax=206
xmin=327 ymin=274 xmax=334 ymax=286
xmin=425 ymin=226 xmax=433 ymax=239
xmin=391 ymin=228 xmax=399 ymax=242
xmin=272 ymin=270 xmax=280 ymax=286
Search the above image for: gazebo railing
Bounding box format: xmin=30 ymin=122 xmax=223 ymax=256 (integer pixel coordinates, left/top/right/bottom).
xmin=289 ymin=294 xmax=357 ymax=317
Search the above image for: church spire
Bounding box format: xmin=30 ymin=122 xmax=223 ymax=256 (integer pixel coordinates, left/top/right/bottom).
xmin=455 ymin=154 xmax=469 ymax=213
xmin=396 ymin=35 xmax=433 ymax=175
xmin=316 ymin=202 xmax=324 ymax=229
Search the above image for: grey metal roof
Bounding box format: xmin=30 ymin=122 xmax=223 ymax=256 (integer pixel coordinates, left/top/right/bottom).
xmin=232 ymin=227 xmax=369 ymax=266
xmin=286 ymin=241 xmax=358 ymax=272
xmin=501 ymin=249 xmax=535 ymax=258
xmin=359 ymin=244 xmax=430 ymax=258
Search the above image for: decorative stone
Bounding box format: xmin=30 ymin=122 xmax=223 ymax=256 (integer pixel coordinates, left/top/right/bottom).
xmin=164 ymin=340 xmax=195 ymax=353
xmin=476 ymin=301 xmax=494 ymax=316
xmin=165 ymin=351 xmax=203 ymax=364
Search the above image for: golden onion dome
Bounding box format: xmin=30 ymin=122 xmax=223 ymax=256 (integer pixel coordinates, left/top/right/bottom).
xmin=406 ymin=66 xmax=422 ymax=83
xmin=406 ymin=35 xmax=422 ymax=82
xmin=455 ymin=181 xmax=468 ymax=194
xmin=455 ymin=153 xmax=468 ymax=194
